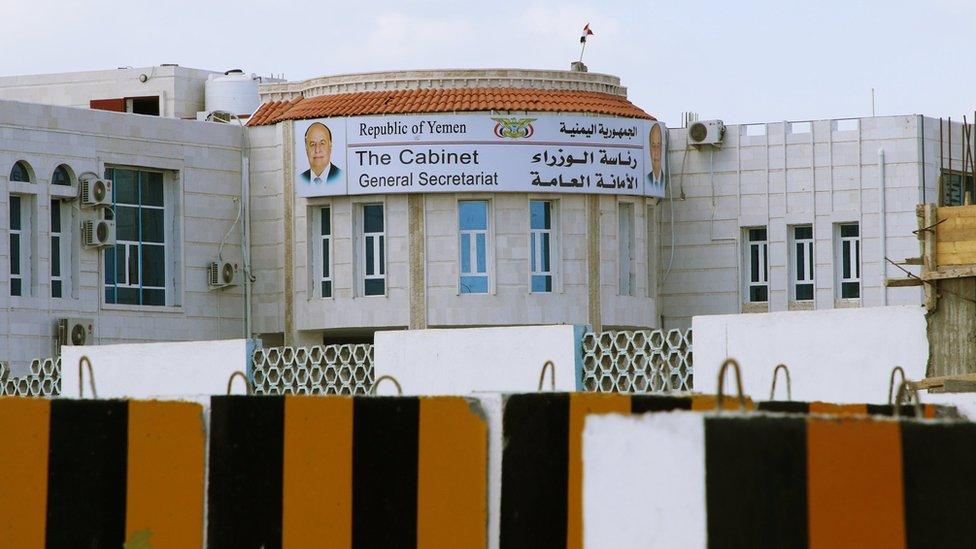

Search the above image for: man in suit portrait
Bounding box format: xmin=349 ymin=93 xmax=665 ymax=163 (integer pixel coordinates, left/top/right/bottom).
xmin=646 ymin=122 xmax=665 ymax=190
xmin=301 ymin=122 xmax=342 ymax=183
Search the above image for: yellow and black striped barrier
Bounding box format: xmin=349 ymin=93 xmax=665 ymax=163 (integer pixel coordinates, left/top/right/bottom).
xmin=499 ymin=392 xmax=753 ymax=549
xmin=0 ymin=398 xmax=205 ymax=548
xmin=207 ymin=395 xmax=488 ymax=549
xmin=757 ymin=400 xmax=946 ymax=418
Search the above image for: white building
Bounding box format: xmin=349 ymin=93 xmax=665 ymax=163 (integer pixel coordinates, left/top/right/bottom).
xmin=1 ymin=64 xmax=970 ymax=371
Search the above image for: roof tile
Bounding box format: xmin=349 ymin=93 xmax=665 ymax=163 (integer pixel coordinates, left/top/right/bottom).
xmin=248 ymin=87 xmax=652 ymax=126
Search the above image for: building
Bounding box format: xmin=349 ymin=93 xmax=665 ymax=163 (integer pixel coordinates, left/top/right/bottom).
xmin=660 ymin=115 xmax=959 ymax=328
xmin=2 ymin=63 xmax=971 ymax=371
xmin=247 ymin=68 xmax=662 ymax=346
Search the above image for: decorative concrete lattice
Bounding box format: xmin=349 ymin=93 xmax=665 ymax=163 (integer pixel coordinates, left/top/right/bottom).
xmin=0 ymin=358 xmax=62 ymax=397
xmin=251 ymin=345 xmax=374 ymax=395
xmin=581 ymin=330 xmax=693 ymax=393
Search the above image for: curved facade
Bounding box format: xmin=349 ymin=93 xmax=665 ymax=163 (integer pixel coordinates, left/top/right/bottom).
xmin=247 ymin=68 xmax=661 ymax=345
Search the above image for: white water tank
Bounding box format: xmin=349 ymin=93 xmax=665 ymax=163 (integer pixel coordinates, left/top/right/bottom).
xmin=205 ymin=69 xmax=260 ymax=117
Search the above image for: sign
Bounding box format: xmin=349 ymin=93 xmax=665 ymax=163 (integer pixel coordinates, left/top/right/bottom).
xmin=294 ymin=114 xmax=667 ymax=198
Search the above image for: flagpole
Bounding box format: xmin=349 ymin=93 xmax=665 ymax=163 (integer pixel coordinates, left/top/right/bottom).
xmin=578 ymin=40 xmax=587 ymax=63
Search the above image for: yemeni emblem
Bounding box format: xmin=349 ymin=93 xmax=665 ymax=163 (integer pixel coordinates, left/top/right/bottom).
xmin=491 ymin=117 xmax=536 ymax=139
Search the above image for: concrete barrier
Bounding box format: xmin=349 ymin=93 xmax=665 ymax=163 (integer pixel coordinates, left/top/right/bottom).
xmin=0 ymin=398 xmax=205 ymax=548
xmin=374 ymin=325 xmax=583 ymax=395
xmin=693 ymin=306 xmax=928 ymax=403
xmin=207 ymin=395 xmax=488 ymax=549
xmin=61 ymin=339 xmax=254 ymax=401
xmin=583 ymin=411 xmax=976 ymax=548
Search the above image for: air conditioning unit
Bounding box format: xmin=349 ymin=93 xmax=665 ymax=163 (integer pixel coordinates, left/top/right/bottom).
xmin=57 ymin=318 xmax=95 ymax=347
xmin=81 ymin=178 xmax=112 ymax=207
xmin=81 ymin=219 xmax=116 ymax=248
xmin=688 ymin=119 xmax=725 ymax=147
xmin=208 ymin=260 xmax=239 ymax=290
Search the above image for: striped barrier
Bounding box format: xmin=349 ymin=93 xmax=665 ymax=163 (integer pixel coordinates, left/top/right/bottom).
xmin=498 ymin=393 xmax=754 ymax=549
xmin=583 ymin=411 xmax=976 ymax=548
xmin=757 ymin=400 xmax=949 ymax=418
xmin=207 ymin=395 xmax=488 ymax=549
xmin=0 ymin=398 xmax=205 ymax=548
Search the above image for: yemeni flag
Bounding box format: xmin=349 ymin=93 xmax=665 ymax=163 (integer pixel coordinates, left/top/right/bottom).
xmin=580 ymin=23 xmax=594 ymax=43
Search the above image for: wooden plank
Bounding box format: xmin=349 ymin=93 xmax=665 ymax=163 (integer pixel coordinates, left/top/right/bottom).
xmin=885 ymin=278 xmax=923 ymax=287
xmin=936 ymin=252 xmax=976 ymax=267
xmin=902 ymin=257 xmax=923 ymax=265
xmin=923 ymin=204 xmax=938 ymax=311
xmin=914 ymin=373 xmax=976 ymax=390
xmin=937 ymin=241 xmax=976 ymax=254
xmin=922 ymin=264 xmax=976 ymax=280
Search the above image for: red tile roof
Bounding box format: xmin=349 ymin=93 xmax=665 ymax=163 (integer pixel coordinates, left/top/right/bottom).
xmin=247 ymin=88 xmax=652 ymax=126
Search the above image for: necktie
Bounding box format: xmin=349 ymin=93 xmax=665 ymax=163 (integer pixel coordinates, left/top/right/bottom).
xmin=314 ymin=177 xmax=322 ymax=184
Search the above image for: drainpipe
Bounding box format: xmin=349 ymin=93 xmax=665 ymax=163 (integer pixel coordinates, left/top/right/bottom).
xmin=879 ymin=148 xmax=887 ymax=305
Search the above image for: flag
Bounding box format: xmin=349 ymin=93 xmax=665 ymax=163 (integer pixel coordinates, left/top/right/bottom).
xmin=580 ymin=23 xmax=594 ymax=43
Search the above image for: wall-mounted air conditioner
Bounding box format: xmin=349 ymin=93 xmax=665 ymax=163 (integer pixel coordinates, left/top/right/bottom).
xmin=688 ymin=120 xmax=725 ymax=147
xmin=81 ymin=178 xmax=112 ymax=207
xmin=57 ymin=318 xmax=95 ymax=347
xmin=81 ymin=219 xmax=115 ymax=248
xmin=208 ymin=260 xmax=239 ymax=290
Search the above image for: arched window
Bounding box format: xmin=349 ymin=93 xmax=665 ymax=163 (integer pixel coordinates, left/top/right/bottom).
xmin=52 ymin=165 xmax=73 ymax=186
xmin=10 ymin=161 xmax=31 ymax=183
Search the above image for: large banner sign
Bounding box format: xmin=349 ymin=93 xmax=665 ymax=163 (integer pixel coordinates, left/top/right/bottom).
xmin=295 ymin=114 xmax=667 ymax=198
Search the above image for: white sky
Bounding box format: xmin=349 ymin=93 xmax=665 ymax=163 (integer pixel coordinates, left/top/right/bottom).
xmin=2 ymin=0 xmax=974 ymax=126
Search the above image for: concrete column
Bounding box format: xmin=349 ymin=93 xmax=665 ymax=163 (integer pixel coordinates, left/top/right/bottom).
xmin=587 ymin=195 xmax=602 ymax=332
xmin=282 ymin=121 xmax=296 ymax=346
xmin=408 ymin=193 xmax=427 ymax=329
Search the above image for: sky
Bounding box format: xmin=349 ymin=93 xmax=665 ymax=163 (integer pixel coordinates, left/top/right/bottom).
xmin=2 ymin=0 xmax=974 ymax=126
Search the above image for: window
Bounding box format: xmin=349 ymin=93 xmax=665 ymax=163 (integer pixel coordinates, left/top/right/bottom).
xmin=745 ymin=227 xmax=768 ymax=302
xmin=791 ymin=225 xmax=814 ymax=301
xmin=941 ymin=170 xmax=975 ymax=207
xmin=459 ymin=200 xmax=489 ymax=294
xmin=837 ymin=223 xmax=860 ymax=299
xmin=52 ymin=165 xmax=72 ymax=186
xmin=530 ymin=200 xmax=554 ymax=292
xmin=10 ymin=161 xmax=31 ymax=183
xmin=103 ymin=168 xmax=166 ymax=306
xmin=360 ymin=203 xmax=385 ymax=296
xmin=320 ymin=206 xmax=332 ymax=298
xmin=618 ymin=202 xmax=635 ymax=296
xmin=9 ymin=194 xmax=32 ymax=296
xmin=51 ymin=199 xmax=64 ymax=298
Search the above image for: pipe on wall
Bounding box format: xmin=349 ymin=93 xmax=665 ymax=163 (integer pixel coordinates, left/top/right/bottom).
xmin=879 ymin=148 xmax=887 ymax=306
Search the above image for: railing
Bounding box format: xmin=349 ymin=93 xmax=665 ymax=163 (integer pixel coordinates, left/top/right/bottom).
xmin=581 ymin=329 xmax=693 ymax=393
xmin=0 ymin=357 xmax=62 ymax=396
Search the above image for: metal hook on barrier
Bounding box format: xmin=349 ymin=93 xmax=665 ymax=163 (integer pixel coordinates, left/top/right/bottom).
xmin=78 ymin=355 xmax=97 ymax=398
xmin=538 ymin=360 xmax=556 ymax=392
xmin=893 ymin=380 xmax=923 ymax=419
xmin=370 ymin=375 xmax=403 ymax=396
xmin=716 ymin=358 xmax=747 ymax=412
xmin=226 ymin=371 xmax=253 ymax=395
xmin=888 ymin=366 xmax=907 ymax=405
xmin=769 ymin=363 xmax=792 ymax=401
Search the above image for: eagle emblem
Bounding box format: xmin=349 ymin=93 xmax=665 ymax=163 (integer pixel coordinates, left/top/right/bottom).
xmin=491 ymin=117 xmax=536 ymax=139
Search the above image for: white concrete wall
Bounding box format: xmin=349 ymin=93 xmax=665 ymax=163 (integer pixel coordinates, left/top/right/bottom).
xmin=660 ymin=115 xmax=929 ymax=328
xmin=692 ymin=305 xmax=928 ymax=403
xmin=374 ymin=325 xmax=580 ymax=395
xmin=0 ymin=100 xmax=244 ymax=373
xmin=61 ymin=339 xmax=250 ymax=402
xmin=0 ymin=66 xmax=218 ymax=119
xmin=248 ymin=124 xmax=286 ymax=338
xmin=583 ymin=412 xmax=707 ymax=549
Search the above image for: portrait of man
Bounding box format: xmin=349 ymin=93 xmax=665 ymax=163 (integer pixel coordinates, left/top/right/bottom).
xmin=301 ymin=122 xmax=343 ymax=184
xmin=646 ymin=122 xmax=665 ymax=192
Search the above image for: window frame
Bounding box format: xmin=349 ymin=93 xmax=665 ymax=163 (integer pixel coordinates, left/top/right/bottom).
xmin=618 ymin=201 xmax=636 ymax=296
xmin=529 ymin=199 xmax=556 ymax=293
xmin=50 ymin=198 xmax=65 ymax=298
xmin=9 ymin=160 xmax=33 ymax=183
xmin=836 ymin=222 xmax=861 ymax=300
xmin=357 ymin=202 xmax=386 ymax=297
xmin=102 ymin=167 xmax=168 ymax=307
xmin=744 ymin=226 xmax=769 ymax=303
xmin=9 ymin=195 xmax=28 ymax=297
xmin=458 ymin=199 xmax=491 ymax=295
xmin=789 ymin=224 xmax=814 ymax=302
xmin=940 ymin=169 xmax=975 ymax=207
xmin=319 ymin=205 xmax=332 ymax=298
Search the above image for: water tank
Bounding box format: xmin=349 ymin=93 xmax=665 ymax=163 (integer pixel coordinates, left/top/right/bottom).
xmin=205 ymin=69 xmax=260 ymax=117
